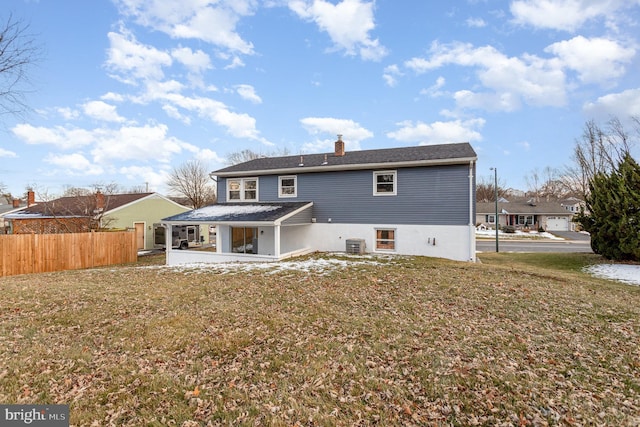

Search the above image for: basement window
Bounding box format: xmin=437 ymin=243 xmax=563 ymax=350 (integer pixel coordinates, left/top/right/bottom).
xmin=375 ymin=228 xmax=396 ymax=251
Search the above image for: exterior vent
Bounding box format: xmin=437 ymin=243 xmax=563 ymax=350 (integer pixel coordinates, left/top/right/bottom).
xmin=346 ymin=238 xmax=366 ymax=254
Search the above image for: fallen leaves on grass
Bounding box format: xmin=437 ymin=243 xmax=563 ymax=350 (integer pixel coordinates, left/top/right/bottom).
xmin=0 ymin=253 xmax=639 ymax=426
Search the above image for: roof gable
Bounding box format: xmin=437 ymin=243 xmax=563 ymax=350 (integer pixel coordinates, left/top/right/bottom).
xmin=163 ymin=202 xmax=312 ymax=224
xmin=6 ymin=193 xmax=156 ymax=219
xmin=213 ymin=142 xmax=476 ymax=177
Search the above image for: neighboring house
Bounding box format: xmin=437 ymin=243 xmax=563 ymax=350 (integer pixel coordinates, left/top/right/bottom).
xmin=3 ymin=192 xmax=191 ymax=250
xmin=476 ymin=198 xmax=578 ymax=231
xmin=0 ymin=190 xmax=37 ymax=234
xmin=560 ymin=197 xmax=588 ymax=215
xmin=1 ymin=201 xmax=25 ymax=234
xmin=162 ymin=138 xmax=478 ymax=264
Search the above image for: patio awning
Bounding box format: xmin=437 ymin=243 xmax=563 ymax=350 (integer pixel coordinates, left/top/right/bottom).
xmin=162 ymin=202 xmax=313 ymax=226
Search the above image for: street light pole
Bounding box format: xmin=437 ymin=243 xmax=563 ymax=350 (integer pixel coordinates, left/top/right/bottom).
xmin=490 ymin=167 xmax=499 ymax=253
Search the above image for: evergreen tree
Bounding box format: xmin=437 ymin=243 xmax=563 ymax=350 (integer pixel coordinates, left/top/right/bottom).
xmin=579 ymin=153 xmax=640 ymax=261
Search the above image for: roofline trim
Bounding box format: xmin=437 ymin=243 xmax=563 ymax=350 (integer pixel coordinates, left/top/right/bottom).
xmin=274 ymin=202 xmax=313 ymax=225
xmin=214 ymin=156 xmax=478 ymax=177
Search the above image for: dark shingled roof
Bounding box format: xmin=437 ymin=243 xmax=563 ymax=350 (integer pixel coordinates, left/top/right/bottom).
xmin=6 ymin=193 xmax=154 ymax=218
xmin=213 ymin=142 xmax=476 ymax=176
xmin=476 ymin=201 xmax=573 ymax=215
xmin=163 ymin=202 xmax=312 ymax=223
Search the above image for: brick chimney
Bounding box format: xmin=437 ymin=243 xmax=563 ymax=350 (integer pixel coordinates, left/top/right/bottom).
xmin=96 ymin=191 xmax=105 ymax=210
xmin=12 ymin=199 xmax=20 ymax=208
xmin=334 ymin=134 xmax=345 ymax=157
xmin=27 ymin=190 xmax=35 ymax=207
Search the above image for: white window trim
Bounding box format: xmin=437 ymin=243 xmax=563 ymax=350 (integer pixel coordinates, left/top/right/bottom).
xmin=373 ymin=170 xmax=397 ymax=196
xmin=374 ymin=228 xmax=397 ymax=252
xmin=487 ymin=214 xmax=495 ymax=224
xmin=227 ymin=177 xmax=258 ymax=202
xmin=278 ymin=175 xmax=297 ymax=198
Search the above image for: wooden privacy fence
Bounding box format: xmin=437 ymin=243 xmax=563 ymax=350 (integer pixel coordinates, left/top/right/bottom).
xmin=0 ymin=232 xmax=137 ymax=277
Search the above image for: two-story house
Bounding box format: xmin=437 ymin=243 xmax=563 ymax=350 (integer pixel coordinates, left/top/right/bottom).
xmin=162 ymin=138 xmax=478 ymax=264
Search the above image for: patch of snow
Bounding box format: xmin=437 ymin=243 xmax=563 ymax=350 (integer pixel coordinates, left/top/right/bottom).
xmin=475 ymin=229 xmax=564 ymax=240
xmin=186 ymin=204 xmax=281 ymax=219
xmin=141 ymin=253 xmax=400 ymax=275
xmin=584 ymin=264 xmax=640 ymax=286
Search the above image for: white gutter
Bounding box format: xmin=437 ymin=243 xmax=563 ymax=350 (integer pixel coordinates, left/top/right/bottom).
xmin=469 ymin=160 xmax=476 ymax=262
xmin=215 ymin=157 xmax=478 ymax=178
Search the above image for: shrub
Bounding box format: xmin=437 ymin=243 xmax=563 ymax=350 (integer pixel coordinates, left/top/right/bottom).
xmin=502 ymin=225 xmax=516 ymax=233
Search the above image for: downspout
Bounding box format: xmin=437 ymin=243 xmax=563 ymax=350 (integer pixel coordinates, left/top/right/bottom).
xmin=165 ymin=223 xmax=172 ymax=265
xmin=469 ymin=161 xmax=476 ymax=262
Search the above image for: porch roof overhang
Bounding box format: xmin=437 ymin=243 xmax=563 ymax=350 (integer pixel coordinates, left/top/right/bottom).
xmin=161 ymin=202 xmax=313 ymax=226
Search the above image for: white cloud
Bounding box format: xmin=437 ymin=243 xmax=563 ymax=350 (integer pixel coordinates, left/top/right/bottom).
xmin=466 ymin=17 xmax=486 ymax=28
xmin=124 ymin=79 xmax=267 ymax=144
xmin=44 ymin=153 xmax=104 ymax=175
xmin=224 ymin=56 xmax=246 ymax=69
xmin=583 ymin=88 xmax=640 ymax=119
xmin=162 ymin=104 xmax=192 ymax=125
xmin=289 ymin=0 xmax=387 ymax=61
xmin=56 ymin=107 xmax=80 ymax=120
xmin=118 ymin=165 xmax=171 ymax=193
xmin=405 ymin=41 xmax=567 ymax=111
xmin=545 ymin=36 xmax=635 ymax=84
xmin=235 ymin=84 xmax=263 ymax=104
xmin=195 ymin=148 xmax=225 ymax=164
xmin=386 ymin=118 xmax=485 ymax=144
xmin=82 ymin=101 xmax=126 ymax=123
xmin=101 ymin=92 xmax=125 ymax=102
xmin=13 ymin=122 xmax=193 ymax=167
xmin=105 ymin=29 xmax=172 ymax=85
xmin=510 ymin=0 xmax=638 ymax=32
xmin=299 ymin=117 xmax=374 ymax=151
xmin=138 ymin=87 xmax=269 ymax=143
xmin=12 ymin=124 xmax=95 ymax=149
xmin=90 ymin=124 xmax=187 ymax=164
xmin=114 ymin=0 xmax=256 ymax=54
xmin=518 ymin=141 xmax=531 ymax=151
xmin=171 ymin=46 xmax=212 ymax=75
xmin=420 ymin=76 xmax=446 ymax=97
xmin=383 ymin=64 xmax=402 ymax=87
xmin=0 ymin=148 xmax=17 ymax=158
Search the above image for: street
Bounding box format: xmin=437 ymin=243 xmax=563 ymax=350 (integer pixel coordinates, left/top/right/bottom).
xmin=476 ymin=239 xmax=593 ymax=253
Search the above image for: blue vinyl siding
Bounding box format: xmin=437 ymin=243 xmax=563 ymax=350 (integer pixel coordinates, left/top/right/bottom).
xmin=219 ymin=164 xmax=472 ymax=226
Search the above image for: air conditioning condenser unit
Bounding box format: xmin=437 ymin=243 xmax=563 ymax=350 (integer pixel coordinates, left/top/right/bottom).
xmin=346 ymin=238 xmax=366 ymax=254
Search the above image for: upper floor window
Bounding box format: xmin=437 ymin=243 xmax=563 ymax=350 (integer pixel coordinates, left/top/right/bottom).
xmin=373 ymin=171 xmax=397 ymax=196
xmin=228 ymin=178 xmax=258 ymax=201
xmin=279 ymin=175 xmax=297 ymax=198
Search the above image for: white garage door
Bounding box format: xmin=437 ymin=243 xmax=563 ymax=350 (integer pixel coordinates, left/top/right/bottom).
xmin=546 ymin=217 xmax=569 ymax=231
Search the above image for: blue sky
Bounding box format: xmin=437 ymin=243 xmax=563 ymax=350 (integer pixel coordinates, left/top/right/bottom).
xmin=1 ymin=0 xmax=639 ymax=198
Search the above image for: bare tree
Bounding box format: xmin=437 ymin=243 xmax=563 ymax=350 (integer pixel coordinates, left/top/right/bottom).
xmin=226 ymin=147 xmax=291 ymax=165
xmin=526 ymin=166 xmax=567 ymax=200
xmin=0 ymin=13 xmax=41 ymax=118
xmin=476 ymin=175 xmax=507 ymax=202
xmin=226 ymin=149 xmax=262 ymax=165
xmin=167 ymin=159 xmax=216 ymax=209
xmin=0 ymin=181 xmax=11 ymax=203
xmin=34 ymin=183 xmax=119 ymax=232
xmin=525 ymin=168 xmax=541 ymax=200
xmin=563 ymin=117 xmax=637 ymax=199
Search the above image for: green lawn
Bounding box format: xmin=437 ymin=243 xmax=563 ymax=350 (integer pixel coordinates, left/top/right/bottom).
xmin=1 ymin=253 xmax=638 ymax=426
